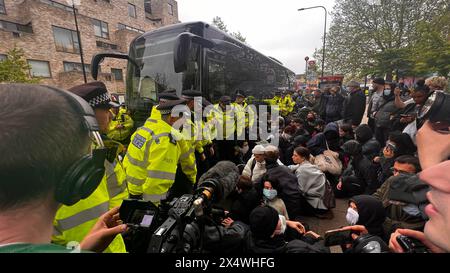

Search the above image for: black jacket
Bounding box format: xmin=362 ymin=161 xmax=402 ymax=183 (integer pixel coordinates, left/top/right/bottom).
xmin=344 ymin=155 xmax=378 ymax=194
xmin=229 ymin=188 xmax=261 ymax=225
xmin=324 ymin=93 xmax=345 ymax=123
xmin=307 ymin=122 xmax=340 ymax=156
xmin=342 ymin=89 xmax=366 ymax=126
xmin=258 ymin=162 xmax=304 ymax=219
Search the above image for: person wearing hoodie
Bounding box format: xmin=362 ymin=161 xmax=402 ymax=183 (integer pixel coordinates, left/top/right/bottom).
xmin=289 ymin=147 xmax=328 ymax=216
xmin=306 ymin=122 xmax=341 ymax=156
xmin=336 ymin=140 xmax=378 ymax=197
xmin=245 ymin=206 xmax=329 ymax=253
xmin=336 ymin=195 xmax=387 ymax=253
xmin=374 ymin=131 xmax=417 ymax=185
xmin=354 ymin=124 xmax=381 ymax=161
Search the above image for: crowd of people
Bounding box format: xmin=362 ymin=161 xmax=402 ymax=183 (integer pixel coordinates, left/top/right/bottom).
xmin=0 ymin=74 xmax=449 ymax=254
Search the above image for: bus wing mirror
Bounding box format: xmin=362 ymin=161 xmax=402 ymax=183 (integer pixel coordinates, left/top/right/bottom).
xmin=174 ymin=32 xmax=215 ymax=73
xmin=91 ymin=53 xmax=135 ymax=80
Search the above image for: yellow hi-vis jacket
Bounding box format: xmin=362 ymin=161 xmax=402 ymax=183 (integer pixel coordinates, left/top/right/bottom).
xmin=107 ymin=110 xmax=134 ymax=142
xmin=232 ymin=102 xmax=256 ymax=130
xmin=52 ymin=175 xmax=127 ymax=253
xmin=280 ymin=95 xmax=295 ymax=116
xmin=105 ymin=159 xmax=129 ymax=209
xmin=123 ymin=117 xmax=196 ymax=204
xmin=263 ymin=95 xmax=281 ymax=106
xmin=207 ymin=104 xmax=245 ymax=140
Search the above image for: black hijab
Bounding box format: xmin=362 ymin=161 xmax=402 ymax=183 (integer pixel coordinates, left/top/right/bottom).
xmin=351 ymin=195 xmax=386 ymax=238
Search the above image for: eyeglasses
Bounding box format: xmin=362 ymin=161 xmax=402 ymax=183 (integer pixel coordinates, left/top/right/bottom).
xmin=390 ymin=167 xmax=410 ymax=175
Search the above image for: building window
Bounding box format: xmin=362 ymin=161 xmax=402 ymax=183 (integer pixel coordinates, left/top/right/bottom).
xmin=53 ymin=26 xmax=80 ymax=54
xmin=92 ymin=19 xmax=109 ymax=39
xmin=144 ymin=0 xmax=152 ymax=14
xmin=0 ymin=0 xmax=6 ymax=14
xmin=0 ymin=54 xmax=7 ymax=61
xmin=117 ymin=23 xmax=144 ymax=34
xmin=111 ymin=68 xmax=123 ymax=81
xmin=40 ymin=0 xmax=74 ymax=12
xmin=63 ymin=61 xmax=90 ymax=73
xmin=28 ymin=60 xmax=51 ymax=78
xmin=0 ymin=20 xmax=33 ymax=33
xmin=168 ymin=3 xmax=173 ymax=15
xmin=128 ymin=3 xmax=136 ymax=18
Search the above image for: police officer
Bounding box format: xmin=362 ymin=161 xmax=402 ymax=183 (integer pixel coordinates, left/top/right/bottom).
xmin=53 ymin=81 xmax=127 ymax=253
xmin=124 ymin=99 xmax=196 ymax=204
xmin=181 ymin=90 xmax=213 ymax=181
xmin=150 ymin=91 xmax=181 ymax=120
xmin=107 ymin=103 xmax=134 ymax=145
xmin=208 ymin=96 xmax=244 ymax=164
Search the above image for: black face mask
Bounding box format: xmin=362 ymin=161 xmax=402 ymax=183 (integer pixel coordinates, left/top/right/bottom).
xmin=307 ymin=117 xmax=315 ymax=122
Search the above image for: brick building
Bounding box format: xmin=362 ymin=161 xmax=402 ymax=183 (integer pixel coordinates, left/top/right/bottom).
xmin=0 ymin=0 xmax=179 ymax=93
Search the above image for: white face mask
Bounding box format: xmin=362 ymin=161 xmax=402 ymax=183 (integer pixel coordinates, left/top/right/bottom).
xmin=383 ymin=89 xmax=391 ymax=96
xmin=346 ymin=207 xmax=359 ymax=225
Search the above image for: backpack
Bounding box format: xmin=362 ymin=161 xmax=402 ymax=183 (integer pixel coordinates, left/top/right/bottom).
xmin=322 ymin=179 xmax=336 ymax=209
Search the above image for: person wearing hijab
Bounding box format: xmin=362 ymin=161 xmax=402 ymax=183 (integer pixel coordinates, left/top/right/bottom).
xmin=347 ymin=195 xmax=387 ymax=240
xmin=337 ymin=195 xmax=387 ymax=253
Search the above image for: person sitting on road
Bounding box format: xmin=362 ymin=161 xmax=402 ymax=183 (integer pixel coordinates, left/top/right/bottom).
xmin=245 ymin=206 xmax=329 ymax=253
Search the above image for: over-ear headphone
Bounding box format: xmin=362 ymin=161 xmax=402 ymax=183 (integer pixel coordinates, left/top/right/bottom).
xmin=43 ymin=86 xmax=107 ymax=206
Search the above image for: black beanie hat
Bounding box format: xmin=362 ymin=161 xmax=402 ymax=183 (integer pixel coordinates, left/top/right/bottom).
xmin=249 ymin=206 xmax=279 ymax=239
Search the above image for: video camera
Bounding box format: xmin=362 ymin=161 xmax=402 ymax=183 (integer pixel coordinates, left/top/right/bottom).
xmin=396 ymin=235 xmax=430 ymax=253
xmin=420 ymin=91 xmax=450 ymax=133
xmin=120 ymin=178 xmax=225 ymax=253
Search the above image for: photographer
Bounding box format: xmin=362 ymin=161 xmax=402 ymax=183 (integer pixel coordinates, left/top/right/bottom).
xmin=389 ymin=121 xmax=450 ymax=253
xmin=0 ymin=84 xmax=126 ymax=253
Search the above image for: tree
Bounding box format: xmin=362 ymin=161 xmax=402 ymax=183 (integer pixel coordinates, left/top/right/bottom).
xmin=212 ymin=16 xmax=228 ymax=33
xmin=410 ymin=11 xmax=450 ymax=76
xmin=212 ymin=16 xmax=248 ymax=43
xmin=230 ymin=31 xmax=247 ymax=43
xmin=0 ymin=47 xmax=40 ymax=83
xmin=316 ymin=0 xmax=449 ymax=80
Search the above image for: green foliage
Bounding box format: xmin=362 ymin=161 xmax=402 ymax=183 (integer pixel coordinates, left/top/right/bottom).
xmin=0 ymin=47 xmax=40 ymax=83
xmin=212 ymin=16 xmax=228 ymax=33
xmin=316 ymin=0 xmax=449 ymax=79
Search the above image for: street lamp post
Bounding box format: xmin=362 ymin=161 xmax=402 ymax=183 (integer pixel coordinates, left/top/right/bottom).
xmin=304 ymin=56 xmax=309 ymax=76
xmin=298 ymin=6 xmax=327 ymax=79
xmin=72 ymin=0 xmax=87 ymax=83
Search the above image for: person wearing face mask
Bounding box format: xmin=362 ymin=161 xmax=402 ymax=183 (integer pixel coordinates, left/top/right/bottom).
xmin=245 ymin=206 xmax=329 ymax=253
xmin=374 ymin=82 xmax=397 ymax=145
xmin=261 ymin=176 xmax=289 ymax=220
xmin=255 ymin=145 xmax=305 ymax=219
xmin=335 ymin=195 xmax=387 ymax=253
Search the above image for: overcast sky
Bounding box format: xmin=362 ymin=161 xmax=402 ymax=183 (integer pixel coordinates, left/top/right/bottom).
xmin=177 ymin=0 xmax=337 ymax=74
